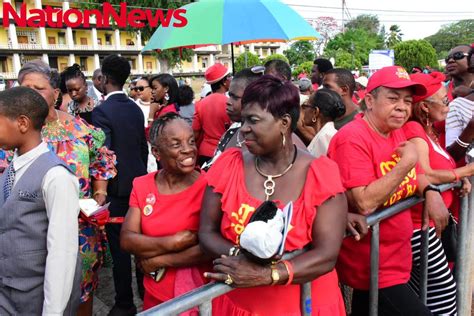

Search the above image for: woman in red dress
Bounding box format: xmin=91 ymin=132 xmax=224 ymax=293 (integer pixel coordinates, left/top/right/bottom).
xmin=121 ymin=113 xmax=209 ymax=311
xmin=148 ymin=74 xmax=179 ymax=122
xmin=199 ymin=75 xmax=348 ymax=315
xmin=403 ymin=72 xmax=473 ymax=315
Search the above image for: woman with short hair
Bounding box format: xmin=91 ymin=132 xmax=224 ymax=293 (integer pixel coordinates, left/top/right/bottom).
xmin=199 ymin=75 xmax=348 ymax=315
xmin=120 ymin=113 xmax=209 ymax=311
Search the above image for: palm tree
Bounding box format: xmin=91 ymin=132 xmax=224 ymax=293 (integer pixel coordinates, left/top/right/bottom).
xmin=386 ymin=25 xmax=403 ymax=48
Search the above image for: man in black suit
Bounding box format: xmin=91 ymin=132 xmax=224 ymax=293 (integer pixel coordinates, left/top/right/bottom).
xmin=92 ymin=55 xmax=147 ymax=316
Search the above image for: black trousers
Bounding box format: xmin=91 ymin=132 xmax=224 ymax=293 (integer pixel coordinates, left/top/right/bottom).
xmin=106 ymin=222 xmax=135 ymax=308
xmin=351 ymin=283 xmax=432 ymax=316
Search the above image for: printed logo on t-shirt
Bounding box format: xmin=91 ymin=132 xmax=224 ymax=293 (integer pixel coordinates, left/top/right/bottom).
xmin=380 ymin=154 xmax=417 ymax=207
xmin=231 ymin=203 xmax=255 ymax=243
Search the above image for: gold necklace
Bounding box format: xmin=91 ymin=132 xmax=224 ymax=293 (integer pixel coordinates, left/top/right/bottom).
xmin=255 ymin=145 xmax=297 ymax=201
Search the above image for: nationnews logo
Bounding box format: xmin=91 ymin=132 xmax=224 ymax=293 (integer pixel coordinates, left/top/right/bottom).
xmin=2 ymin=2 xmax=188 ymax=28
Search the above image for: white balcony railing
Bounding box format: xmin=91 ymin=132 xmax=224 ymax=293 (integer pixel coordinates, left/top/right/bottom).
xmin=0 ymin=72 xmax=18 ymax=79
xmin=17 ymin=43 xmax=42 ymax=50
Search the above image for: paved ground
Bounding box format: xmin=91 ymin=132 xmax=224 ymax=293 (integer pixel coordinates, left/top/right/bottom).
xmin=93 ymin=264 xmax=143 ymax=315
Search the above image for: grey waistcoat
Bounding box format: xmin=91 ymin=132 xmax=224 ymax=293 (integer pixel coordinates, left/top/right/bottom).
xmin=0 ymin=150 xmax=81 ymax=314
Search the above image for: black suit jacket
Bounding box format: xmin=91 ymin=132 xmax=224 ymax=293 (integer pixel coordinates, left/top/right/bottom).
xmin=92 ymin=93 xmax=148 ymax=212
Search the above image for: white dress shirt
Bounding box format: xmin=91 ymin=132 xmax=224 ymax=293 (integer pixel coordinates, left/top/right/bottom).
xmin=11 ymin=142 xmax=80 ymax=316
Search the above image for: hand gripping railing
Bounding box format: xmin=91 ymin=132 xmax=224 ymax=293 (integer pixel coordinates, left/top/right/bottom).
xmin=138 ymin=182 xmax=472 ymax=316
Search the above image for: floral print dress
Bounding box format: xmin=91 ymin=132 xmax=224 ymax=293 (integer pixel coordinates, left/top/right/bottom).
xmin=41 ymin=115 xmax=117 ymax=302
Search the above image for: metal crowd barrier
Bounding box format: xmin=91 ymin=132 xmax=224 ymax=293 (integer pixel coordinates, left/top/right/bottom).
xmin=138 ymin=182 xmax=473 ymax=316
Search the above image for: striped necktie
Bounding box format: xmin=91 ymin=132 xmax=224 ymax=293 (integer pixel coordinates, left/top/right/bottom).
xmin=3 ymin=164 xmax=15 ymax=200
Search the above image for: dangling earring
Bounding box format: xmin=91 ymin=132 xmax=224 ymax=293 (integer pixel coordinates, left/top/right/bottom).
xmin=281 ymin=132 xmax=286 ymax=147
xmin=425 ymin=112 xmax=431 ymax=127
xmin=311 ymin=117 xmax=317 ymax=123
xmin=164 ymin=93 xmax=169 ymax=102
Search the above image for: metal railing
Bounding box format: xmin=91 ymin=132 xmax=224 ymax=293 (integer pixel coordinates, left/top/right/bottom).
xmin=138 ymin=182 xmax=473 ymax=316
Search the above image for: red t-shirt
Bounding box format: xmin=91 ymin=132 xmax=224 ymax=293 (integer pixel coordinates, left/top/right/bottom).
xmin=129 ymin=170 xmax=207 ymax=302
xmin=207 ymin=149 xmax=346 ymax=316
xmin=328 ymin=116 xmax=418 ymax=290
xmin=403 ymin=121 xmax=457 ymax=225
xmin=192 ymin=93 xmax=231 ymax=157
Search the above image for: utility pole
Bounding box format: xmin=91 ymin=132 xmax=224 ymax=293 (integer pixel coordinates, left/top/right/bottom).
xmin=342 ymin=0 xmax=345 ymax=32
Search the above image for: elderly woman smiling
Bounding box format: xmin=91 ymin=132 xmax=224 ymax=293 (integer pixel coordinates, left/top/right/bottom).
xmin=120 ymin=113 xmax=209 ymax=311
xmin=199 ymin=75 xmax=348 ymax=315
xmin=328 ymin=66 xmax=448 ymax=316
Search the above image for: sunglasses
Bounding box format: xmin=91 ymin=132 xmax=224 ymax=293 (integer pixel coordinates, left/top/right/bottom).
xmin=132 ymin=86 xmax=149 ymax=92
xmin=445 ymin=52 xmax=469 ymax=63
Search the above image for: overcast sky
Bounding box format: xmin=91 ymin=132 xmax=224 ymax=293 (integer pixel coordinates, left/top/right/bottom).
xmin=283 ymin=0 xmax=473 ymax=40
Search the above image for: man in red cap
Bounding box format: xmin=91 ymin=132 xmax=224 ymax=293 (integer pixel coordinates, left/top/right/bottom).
xmin=192 ymin=63 xmax=232 ymax=166
xmin=329 ymin=66 xmax=446 ymax=315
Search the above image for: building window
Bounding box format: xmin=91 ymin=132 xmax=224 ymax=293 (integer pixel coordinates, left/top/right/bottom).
xmin=17 ymin=36 xmax=28 ymax=44
xmin=80 ymin=57 xmax=88 ymax=71
xmin=146 ymin=62 xmax=152 ymax=70
xmin=58 ymin=33 xmax=66 ymax=45
xmin=60 ymin=63 xmax=67 ymax=71
xmin=97 ymin=38 xmax=102 ymax=45
xmin=105 ymin=34 xmax=112 ymax=45
xmin=0 ymin=58 xmax=7 ymax=72
xmin=126 ymin=39 xmax=135 ymax=46
xmin=80 ymin=38 xmax=88 ymax=45
xmin=48 ymin=37 xmax=56 ymax=45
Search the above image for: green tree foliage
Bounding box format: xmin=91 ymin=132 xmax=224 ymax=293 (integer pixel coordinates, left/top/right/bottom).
xmin=82 ymin=0 xmax=194 ymax=69
xmin=345 ymin=14 xmax=380 ymax=34
xmin=324 ymin=28 xmax=383 ymax=69
xmin=393 ymin=40 xmax=438 ymax=71
xmin=292 ymin=61 xmax=313 ymax=78
xmin=234 ymin=52 xmax=261 ymax=73
xmin=385 ymin=25 xmax=403 ymax=48
xmin=262 ymin=54 xmax=289 ymax=65
xmin=425 ymin=20 xmax=474 ymax=59
xmin=283 ymin=41 xmax=315 ymax=66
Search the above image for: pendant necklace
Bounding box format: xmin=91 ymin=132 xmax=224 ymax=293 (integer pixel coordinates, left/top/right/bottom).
xmin=254 ymin=145 xmax=297 ymax=201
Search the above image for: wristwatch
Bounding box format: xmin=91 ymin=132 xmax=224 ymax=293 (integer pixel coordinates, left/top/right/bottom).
xmin=423 ymin=184 xmax=441 ymax=198
xmin=270 ymin=264 xmax=280 ymax=285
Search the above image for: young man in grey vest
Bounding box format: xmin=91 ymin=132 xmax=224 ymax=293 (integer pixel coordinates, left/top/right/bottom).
xmin=0 ymin=87 xmax=81 ymax=315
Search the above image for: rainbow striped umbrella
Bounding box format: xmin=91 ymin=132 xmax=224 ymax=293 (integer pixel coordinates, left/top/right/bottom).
xmin=142 ymin=0 xmax=319 ymax=65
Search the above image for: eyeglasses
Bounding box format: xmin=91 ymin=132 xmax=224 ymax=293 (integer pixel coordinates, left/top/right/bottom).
xmin=132 ymin=86 xmax=149 ymax=92
xmin=228 ymin=92 xmax=242 ymax=100
xmin=426 ymin=97 xmax=449 ymax=107
xmin=445 ymin=52 xmax=469 ymax=63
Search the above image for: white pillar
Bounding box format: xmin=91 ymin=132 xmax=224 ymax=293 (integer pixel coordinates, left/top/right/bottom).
xmin=192 ymin=54 xmax=198 ymax=72
xmin=240 ymin=45 xmax=245 ymax=54
xmin=115 ymin=29 xmax=121 ymax=50
xmin=69 ymin=54 xmax=75 ymax=66
xmin=259 ymin=47 xmax=263 ymax=57
xmin=156 ymin=58 xmax=161 ymax=73
xmin=138 ymin=54 xmax=144 ymax=74
xmin=13 ymin=53 xmax=21 ymax=74
xmin=267 ymin=48 xmax=272 ymax=56
xmin=94 ymin=54 xmax=100 ymax=69
xmin=249 ymin=44 xmax=255 ymax=53
xmin=42 ymin=54 xmax=49 ymax=64
xmin=209 ymin=54 xmax=215 ymax=66
xmin=35 ymin=0 xmax=48 ymax=49
xmin=63 ymin=2 xmax=74 ymax=49
xmin=136 ymin=31 xmax=142 ymax=49
xmin=92 ymin=28 xmax=98 ymax=50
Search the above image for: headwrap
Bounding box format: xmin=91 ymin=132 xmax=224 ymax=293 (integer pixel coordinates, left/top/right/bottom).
xmin=409 ymin=72 xmax=445 ymax=104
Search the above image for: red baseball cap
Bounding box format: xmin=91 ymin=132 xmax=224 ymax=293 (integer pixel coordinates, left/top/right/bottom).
xmin=205 ymin=63 xmax=230 ymax=84
xmin=366 ymin=66 xmax=427 ymax=96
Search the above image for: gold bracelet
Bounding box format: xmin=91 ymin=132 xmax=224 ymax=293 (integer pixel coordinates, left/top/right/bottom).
xmin=93 ymin=190 xmax=108 ymax=197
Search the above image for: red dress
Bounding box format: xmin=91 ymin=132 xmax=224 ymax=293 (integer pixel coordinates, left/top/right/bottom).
xmin=403 ymin=121 xmax=459 ymax=222
xmin=129 ymin=171 xmax=208 ymax=310
xmin=206 ymin=148 xmax=346 ymax=316
xmin=192 ymin=93 xmax=231 ymax=157
xmin=328 ymin=116 xmax=420 ymax=290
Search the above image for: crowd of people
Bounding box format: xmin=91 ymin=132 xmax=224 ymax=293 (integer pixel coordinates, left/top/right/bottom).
xmin=0 ymin=42 xmax=473 ymax=316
